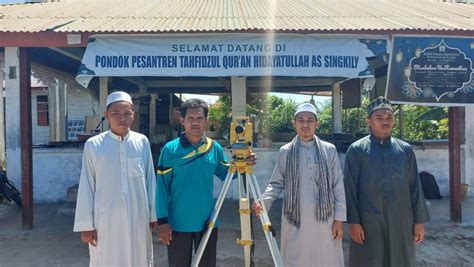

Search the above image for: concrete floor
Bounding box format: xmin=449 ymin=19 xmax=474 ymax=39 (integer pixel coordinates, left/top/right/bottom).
xmin=0 ymin=197 xmax=473 ymax=267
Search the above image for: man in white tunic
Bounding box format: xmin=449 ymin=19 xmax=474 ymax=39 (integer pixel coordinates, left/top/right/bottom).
xmin=253 ymin=103 xmax=346 ymax=267
xmin=74 ymin=91 xmax=157 ymax=267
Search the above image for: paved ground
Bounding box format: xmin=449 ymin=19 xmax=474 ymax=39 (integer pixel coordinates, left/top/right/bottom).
xmin=0 ymin=197 xmax=473 ymax=267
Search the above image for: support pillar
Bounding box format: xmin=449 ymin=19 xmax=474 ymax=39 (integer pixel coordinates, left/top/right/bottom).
xmin=48 ymin=78 xmax=68 ymax=142
xmin=0 ymin=62 xmax=5 ymax=164
xmin=399 ymin=105 xmax=404 ymax=140
xmin=230 ymin=76 xmax=247 ymax=200
xmin=332 ymin=83 xmax=342 ymax=134
xmin=4 ymin=47 xmax=22 ymax=192
xmin=99 ymin=77 xmax=108 ymax=129
xmin=449 ymin=107 xmax=462 ymax=222
xmin=465 ymin=106 xmax=474 ymax=197
xmin=19 ymin=48 xmax=33 ymax=229
xmin=231 ymin=76 xmax=246 ymax=117
xmin=149 ymin=93 xmax=157 ymax=136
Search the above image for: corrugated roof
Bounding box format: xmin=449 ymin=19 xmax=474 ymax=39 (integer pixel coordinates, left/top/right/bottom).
xmin=0 ymin=0 xmax=472 ymax=33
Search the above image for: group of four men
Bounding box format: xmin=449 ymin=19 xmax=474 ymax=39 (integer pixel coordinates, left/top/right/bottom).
xmin=74 ymin=91 xmax=430 ymax=267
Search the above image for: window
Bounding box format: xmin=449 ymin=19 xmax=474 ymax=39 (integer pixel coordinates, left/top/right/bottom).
xmin=67 ymin=120 xmax=85 ymax=140
xmin=37 ymin=95 xmax=49 ymax=126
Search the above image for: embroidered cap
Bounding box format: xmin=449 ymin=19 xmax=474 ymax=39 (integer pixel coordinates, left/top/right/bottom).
xmin=106 ymin=91 xmax=133 ymax=107
xmin=368 ymin=96 xmax=393 ymax=116
xmin=294 ymin=102 xmax=318 ymax=119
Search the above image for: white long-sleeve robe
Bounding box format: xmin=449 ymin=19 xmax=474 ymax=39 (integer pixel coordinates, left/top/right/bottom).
xmin=262 ymin=139 xmax=346 ymax=267
xmin=74 ymin=130 xmax=157 ymax=267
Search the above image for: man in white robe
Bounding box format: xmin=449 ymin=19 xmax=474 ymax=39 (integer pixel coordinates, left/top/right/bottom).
xmin=253 ymin=103 xmax=346 ymax=267
xmin=74 ymin=91 xmax=157 ymax=267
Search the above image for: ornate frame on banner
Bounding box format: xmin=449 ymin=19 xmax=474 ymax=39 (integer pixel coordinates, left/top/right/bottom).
xmin=386 ymin=35 xmax=474 ymax=106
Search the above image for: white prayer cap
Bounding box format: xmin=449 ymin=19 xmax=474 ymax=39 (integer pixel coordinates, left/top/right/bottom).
xmin=294 ymin=102 xmax=318 ymax=118
xmin=106 ymin=91 xmax=133 ymax=107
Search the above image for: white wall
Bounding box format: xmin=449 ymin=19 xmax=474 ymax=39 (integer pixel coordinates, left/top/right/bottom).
xmin=334 ymin=146 xmax=453 ymax=196
xmin=32 ymin=147 xmax=83 ymax=203
xmin=465 ymin=106 xmax=474 ymax=192
xmin=27 ymin=140 xmax=471 ymax=203
xmin=13 ymin=104 xmax=473 ymax=203
xmin=4 ymin=47 xmax=22 ymax=191
xmin=1 ymin=59 xmax=101 ymax=196
xmin=213 ymin=143 xmax=460 ymax=200
xmin=413 ymin=146 xmax=451 ymax=196
xmin=212 ymin=147 xmax=281 ymax=200
xmin=68 ymin=87 xmax=100 ymax=121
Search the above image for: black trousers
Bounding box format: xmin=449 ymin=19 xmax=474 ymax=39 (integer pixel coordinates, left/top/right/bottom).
xmin=167 ymin=227 xmax=218 ymax=267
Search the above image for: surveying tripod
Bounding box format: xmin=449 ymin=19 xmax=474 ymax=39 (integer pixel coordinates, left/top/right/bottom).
xmin=191 ymin=117 xmax=284 ymax=267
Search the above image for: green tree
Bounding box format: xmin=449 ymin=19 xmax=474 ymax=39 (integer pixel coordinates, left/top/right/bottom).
xmin=246 ymin=94 xmax=271 ymax=133
xmin=315 ymin=101 xmax=332 ymax=134
xmin=317 ymin=95 xmax=448 ymax=141
xmin=208 ymin=94 xmax=297 ymax=135
xmin=208 ymin=94 xmax=448 ymax=141
xmin=313 ymin=97 xmax=369 ymax=135
xmin=392 ymin=105 xmax=448 ymax=140
xmin=208 ymin=95 xmax=232 ymax=134
xmin=270 ymin=98 xmax=297 ymax=132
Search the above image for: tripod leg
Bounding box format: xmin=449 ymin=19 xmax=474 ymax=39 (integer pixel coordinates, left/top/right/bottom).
xmin=237 ymin=173 xmax=253 ymax=267
xmin=191 ymin=171 xmax=234 ymax=267
xmin=248 ymin=173 xmax=284 ymax=267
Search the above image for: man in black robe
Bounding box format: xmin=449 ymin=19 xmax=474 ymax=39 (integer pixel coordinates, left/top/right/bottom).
xmin=344 ymin=96 xmax=430 ymax=267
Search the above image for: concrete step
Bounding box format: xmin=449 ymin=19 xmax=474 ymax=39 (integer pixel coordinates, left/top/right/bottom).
xmin=57 ymin=201 xmax=76 ymax=216
xmin=67 ymin=184 xmax=78 ymax=202
xmin=57 ymin=184 xmax=79 ymax=215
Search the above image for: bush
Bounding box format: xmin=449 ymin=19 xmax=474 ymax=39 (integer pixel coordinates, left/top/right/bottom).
xmin=208 ymin=94 xmax=448 ymax=141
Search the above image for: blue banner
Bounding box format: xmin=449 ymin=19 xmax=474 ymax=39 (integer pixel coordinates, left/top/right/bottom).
xmin=76 ymin=34 xmax=387 ymax=87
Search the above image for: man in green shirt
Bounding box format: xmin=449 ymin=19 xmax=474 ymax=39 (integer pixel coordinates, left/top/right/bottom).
xmin=344 ymin=96 xmax=430 ymax=267
xmin=156 ymin=98 xmax=254 ymax=267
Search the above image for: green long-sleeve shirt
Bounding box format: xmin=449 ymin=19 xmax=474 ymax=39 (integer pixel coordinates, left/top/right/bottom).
xmin=156 ymin=134 xmax=229 ymax=232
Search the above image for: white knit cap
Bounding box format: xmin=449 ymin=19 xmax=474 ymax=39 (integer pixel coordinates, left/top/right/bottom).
xmin=106 ymin=91 xmax=133 ymax=107
xmin=294 ymin=102 xmax=318 ymax=118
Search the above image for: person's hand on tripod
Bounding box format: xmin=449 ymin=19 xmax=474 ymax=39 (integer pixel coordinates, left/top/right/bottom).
xmin=251 ymin=201 xmax=262 ymax=218
xmin=246 ymin=151 xmax=257 ymax=165
xmin=158 ymin=223 xmax=173 ymax=245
